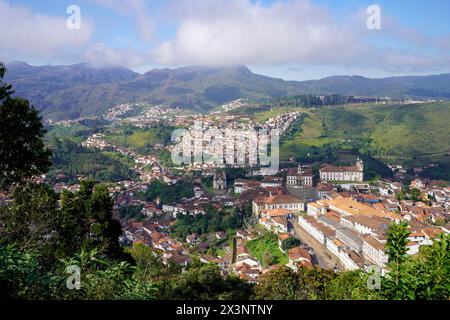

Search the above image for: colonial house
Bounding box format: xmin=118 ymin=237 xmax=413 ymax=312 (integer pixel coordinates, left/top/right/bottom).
xmin=287 ymin=247 xmax=313 ymax=271
xmin=252 ymin=192 xmax=304 ymax=217
xmin=286 ymin=165 xmax=314 ymax=188
xmin=317 ymin=183 xmax=335 ymax=199
xmin=336 ymin=228 xmax=364 ymax=253
xmin=261 ymin=208 xmax=292 ymax=219
xmin=186 ymin=233 xmax=201 ymax=245
xmin=340 ymin=215 xmax=390 ymax=239
xmin=261 ymin=176 xmax=284 ymax=189
xmin=193 ymin=186 xmax=204 ymax=198
xmin=297 ymin=215 xmax=335 ymax=245
xmin=319 ymin=158 xmax=364 ymax=182
xmin=199 ymin=254 xmax=226 ymax=268
xmin=236 ymin=244 xmax=251 ymax=260
xmin=162 ymin=204 xmax=187 ymax=217
xmin=164 ymin=253 xmax=192 ymax=267
xmin=234 ymin=261 xmax=262 ymax=283
xmin=259 ymin=217 xmax=273 ymax=231
xmin=410 ymin=178 xmax=427 ymax=190
xmin=236 ymin=230 xmax=250 ymax=240
xmin=324 ymin=197 xmax=401 ymax=220
xmin=378 ymin=183 xmax=392 ymax=196
xmin=271 ymin=216 xmax=289 ymax=233
xmin=234 ymin=179 xmax=261 ymax=194
xmin=215 ymin=231 xmax=227 ymax=240
xmin=362 ymin=235 xmax=389 ymax=269
xmin=326 ymin=239 xmax=365 ymax=271
xmin=306 ymin=201 xmax=329 ymax=216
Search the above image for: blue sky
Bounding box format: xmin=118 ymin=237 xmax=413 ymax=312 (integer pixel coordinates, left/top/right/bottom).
xmin=1 ymin=0 xmax=450 ymax=80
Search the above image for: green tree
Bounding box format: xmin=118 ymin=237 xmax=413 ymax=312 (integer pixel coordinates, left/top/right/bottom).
xmin=254 ymin=267 xmax=302 ymax=300
xmin=0 ymin=63 xmax=13 ymax=101
xmin=262 ymin=251 xmax=276 ymax=267
xmin=59 ymin=180 xmax=129 ymax=261
xmin=254 ymin=266 xmax=337 ymax=300
xmin=0 ymin=183 xmax=58 ymax=252
xmin=383 ymin=221 xmax=411 ymax=299
xmin=129 ymin=243 xmax=176 ymax=282
xmin=386 ymin=222 xmax=410 ymax=265
xmin=160 ymin=265 xmax=252 ymax=300
xmin=297 ymin=267 xmax=336 ymax=300
xmin=327 ymin=271 xmax=383 ymax=300
xmin=53 ymin=249 xmax=157 ymax=300
xmin=415 ymin=233 xmax=450 ymax=300
xmin=381 ymin=231 xmax=450 ymax=300
xmin=0 ymin=183 xmax=62 ymax=270
xmin=410 ymin=188 xmax=421 ymax=202
xmin=0 ymin=244 xmax=53 ymax=300
xmin=281 ymin=237 xmax=302 ymax=252
xmin=0 ymin=63 xmax=51 ymax=190
xmin=0 ymin=180 xmax=129 ymax=266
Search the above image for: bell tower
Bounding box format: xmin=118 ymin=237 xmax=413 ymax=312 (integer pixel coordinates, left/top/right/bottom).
xmin=356 ymin=157 xmax=364 ymax=172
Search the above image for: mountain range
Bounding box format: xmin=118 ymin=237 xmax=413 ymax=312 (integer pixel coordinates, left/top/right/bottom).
xmin=4 ymin=61 xmax=450 ymax=120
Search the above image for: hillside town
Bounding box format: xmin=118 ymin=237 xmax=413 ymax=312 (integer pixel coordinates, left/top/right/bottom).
xmin=31 ymin=148 xmax=447 ymax=284
xmin=105 ymin=154 xmax=450 ymax=282
xmin=9 ymin=107 xmax=448 ymax=285
xmin=0 ymin=96 xmax=444 ymax=288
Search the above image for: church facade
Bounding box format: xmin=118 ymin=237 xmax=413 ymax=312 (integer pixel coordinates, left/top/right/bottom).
xmin=213 ymin=170 xmax=227 ymax=190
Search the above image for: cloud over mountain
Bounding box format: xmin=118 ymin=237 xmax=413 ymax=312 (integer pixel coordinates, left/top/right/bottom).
xmin=0 ymin=0 xmax=93 ymax=62
xmin=153 ymin=0 xmax=367 ymax=66
xmin=1 ymin=0 xmax=450 ymax=76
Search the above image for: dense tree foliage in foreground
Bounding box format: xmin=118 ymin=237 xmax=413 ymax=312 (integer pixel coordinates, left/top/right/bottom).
xmin=2 ymin=216 xmax=449 ymax=300
xmin=0 ymin=63 xmax=51 ymax=190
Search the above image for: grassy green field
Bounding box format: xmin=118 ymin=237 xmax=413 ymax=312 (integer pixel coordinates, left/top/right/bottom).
xmin=318 ymin=102 xmax=450 ymax=160
xmin=104 ymin=125 xmax=174 ymax=154
xmin=102 ymin=151 xmax=136 ymax=168
xmin=279 ymin=111 xmax=342 ymax=161
xmin=107 ymin=130 xmax=160 ymax=149
xmin=246 ymin=232 xmax=288 ymax=267
xmin=46 ymin=123 xmax=91 ymax=144
xmin=274 ymin=101 xmax=450 ymax=165
xmin=253 ymin=106 xmax=300 ymax=123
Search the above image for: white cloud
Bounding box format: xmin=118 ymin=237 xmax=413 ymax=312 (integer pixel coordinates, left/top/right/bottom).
xmin=2 ymin=0 xmax=448 ymax=76
xmin=152 ymin=0 xmax=368 ymax=66
xmin=84 ymin=43 xmax=151 ymax=68
xmin=0 ymin=0 xmax=93 ymax=62
xmin=150 ymin=0 xmax=450 ymax=74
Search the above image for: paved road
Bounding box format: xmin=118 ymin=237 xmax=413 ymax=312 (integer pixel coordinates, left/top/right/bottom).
xmin=288 ymin=218 xmax=342 ymax=270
